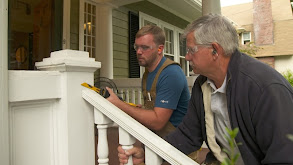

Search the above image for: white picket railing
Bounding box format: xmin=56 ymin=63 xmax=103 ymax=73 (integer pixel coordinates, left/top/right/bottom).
xmin=82 ymin=88 xmax=199 ymax=165
xmin=112 ymin=76 xmax=197 ymax=105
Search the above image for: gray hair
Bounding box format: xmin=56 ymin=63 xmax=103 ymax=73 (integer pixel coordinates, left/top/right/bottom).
xmin=182 ymin=13 xmax=239 ymax=56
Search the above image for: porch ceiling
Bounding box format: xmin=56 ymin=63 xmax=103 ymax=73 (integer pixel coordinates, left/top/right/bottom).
xmin=108 ymin=0 xmax=202 ymax=23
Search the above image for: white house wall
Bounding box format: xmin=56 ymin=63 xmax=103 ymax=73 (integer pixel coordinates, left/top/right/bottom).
xmin=275 ymin=55 xmax=293 ymax=73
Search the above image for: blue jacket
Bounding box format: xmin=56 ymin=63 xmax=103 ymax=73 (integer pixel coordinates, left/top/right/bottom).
xmin=166 ymin=50 xmax=293 ymax=164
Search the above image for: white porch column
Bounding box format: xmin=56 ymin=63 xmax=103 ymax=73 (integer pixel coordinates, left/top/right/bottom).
xmin=35 ymin=49 xmax=101 ymax=165
xmin=202 ymin=0 xmax=221 ymax=15
xmin=0 ymin=0 xmax=9 ymax=164
xmin=96 ymin=4 xmax=113 ymax=79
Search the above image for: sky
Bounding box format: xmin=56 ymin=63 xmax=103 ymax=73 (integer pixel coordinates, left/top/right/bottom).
xmin=220 ymin=0 xmax=253 ymax=7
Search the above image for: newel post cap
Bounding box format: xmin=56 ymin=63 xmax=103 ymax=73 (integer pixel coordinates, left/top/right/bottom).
xmin=35 ymin=49 xmax=101 ymax=72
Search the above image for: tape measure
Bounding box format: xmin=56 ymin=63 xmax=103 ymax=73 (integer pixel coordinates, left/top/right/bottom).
xmin=81 ymin=82 xmax=136 ymax=106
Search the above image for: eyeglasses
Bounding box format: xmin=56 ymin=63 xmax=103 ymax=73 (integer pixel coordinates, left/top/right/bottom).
xmin=133 ymin=44 xmax=153 ymax=51
xmin=186 ymin=44 xmax=211 ymax=56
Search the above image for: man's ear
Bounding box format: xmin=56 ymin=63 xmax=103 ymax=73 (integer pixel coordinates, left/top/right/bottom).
xmin=211 ymin=42 xmax=222 ymax=56
xmin=158 ymin=45 xmax=164 ymax=54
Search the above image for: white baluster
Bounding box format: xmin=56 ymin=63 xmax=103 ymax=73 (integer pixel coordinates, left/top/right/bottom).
xmin=145 ymin=146 xmax=163 ymax=165
xmin=97 ymin=125 xmax=109 ymax=165
xmin=131 ymin=89 xmax=136 ymax=104
xmin=119 ymin=127 xmax=136 ymax=165
xmin=125 ymin=89 xmax=130 ymax=103
xmin=119 ymin=89 xmax=124 ymax=100
xmin=137 ymin=89 xmax=142 ymax=105
xmin=95 ymin=108 xmax=112 ymax=165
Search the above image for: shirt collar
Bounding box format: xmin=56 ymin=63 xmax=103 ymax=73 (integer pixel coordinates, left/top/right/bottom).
xmin=207 ymin=75 xmax=227 ymax=94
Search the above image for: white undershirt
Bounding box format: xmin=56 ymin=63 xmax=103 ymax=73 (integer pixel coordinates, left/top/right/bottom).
xmin=207 ymin=77 xmax=244 ymax=165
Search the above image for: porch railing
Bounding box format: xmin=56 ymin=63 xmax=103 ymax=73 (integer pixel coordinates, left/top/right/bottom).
xmin=82 ymin=88 xmax=198 ymax=165
xmin=112 ymin=76 xmax=197 ymax=105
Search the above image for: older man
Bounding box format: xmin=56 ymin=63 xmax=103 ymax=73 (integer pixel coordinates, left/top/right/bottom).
xmin=117 ymin=14 xmax=293 ymax=165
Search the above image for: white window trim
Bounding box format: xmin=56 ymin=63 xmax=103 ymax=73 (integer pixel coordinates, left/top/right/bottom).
xmin=241 ymin=31 xmax=251 ymax=45
xmin=139 ymin=12 xmax=190 ymax=77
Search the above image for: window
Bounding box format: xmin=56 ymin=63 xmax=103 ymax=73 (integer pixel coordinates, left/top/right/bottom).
xmin=138 ymin=12 xmax=190 ymax=76
xmin=82 ymin=1 xmax=97 ymax=58
xmin=242 ymin=32 xmax=251 ymax=45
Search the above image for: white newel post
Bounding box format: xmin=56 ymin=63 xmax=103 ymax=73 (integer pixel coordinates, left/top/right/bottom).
xmin=35 ymin=49 xmax=101 ymax=165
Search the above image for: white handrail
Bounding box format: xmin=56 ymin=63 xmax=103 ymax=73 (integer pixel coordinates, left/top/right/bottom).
xmin=82 ymin=89 xmax=198 ymax=165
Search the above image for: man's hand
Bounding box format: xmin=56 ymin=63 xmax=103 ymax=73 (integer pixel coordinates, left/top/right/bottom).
xmin=117 ymin=145 xmax=145 ymax=165
xmin=106 ymin=87 xmax=123 ymax=105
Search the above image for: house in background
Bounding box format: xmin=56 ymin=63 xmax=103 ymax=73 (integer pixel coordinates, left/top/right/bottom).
xmin=222 ymin=0 xmax=293 ymax=73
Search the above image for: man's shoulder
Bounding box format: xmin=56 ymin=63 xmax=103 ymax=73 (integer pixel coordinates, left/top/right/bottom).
xmin=163 ymin=63 xmax=182 ymax=72
xmin=161 ymin=64 xmax=185 ymax=79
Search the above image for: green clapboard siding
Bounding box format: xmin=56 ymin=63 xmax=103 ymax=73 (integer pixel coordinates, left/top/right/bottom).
xmin=113 ymin=7 xmax=130 ymax=78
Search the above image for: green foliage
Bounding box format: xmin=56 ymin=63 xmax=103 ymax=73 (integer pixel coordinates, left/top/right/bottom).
xmin=282 ymin=70 xmax=293 ymax=87
xmin=239 ymin=42 xmax=262 ymax=56
xmin=221 ymin=128 xmax=241 ymax=165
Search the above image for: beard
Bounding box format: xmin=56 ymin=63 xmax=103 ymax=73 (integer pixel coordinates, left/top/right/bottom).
xmin=137 ymin=51 xmax=158 ymax=68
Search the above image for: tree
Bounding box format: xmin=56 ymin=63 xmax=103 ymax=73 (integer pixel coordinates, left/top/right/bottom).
xmin=282 ymin=70 xmax=293 ymax=87
xmin=239 ymin=42 xmax=262 ymax=56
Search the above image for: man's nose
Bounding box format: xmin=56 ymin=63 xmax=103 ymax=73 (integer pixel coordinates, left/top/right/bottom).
xmin=136 ymin=48 xmax=143 ymax=54
xmin=185 ymin=54 xmax=191 ymax=61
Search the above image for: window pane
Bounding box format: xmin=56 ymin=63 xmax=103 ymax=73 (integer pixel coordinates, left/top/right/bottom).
xmin=92 ymin=16 xmax=96 ymax=25
xmin=243 ymin=32 xmax=250 ymax=40
xmin=88 ymin=14 xmax=91 ymax=23
xmin=87 ymin=36 xmax=91 ymax=46
xmin=88 ymin=4 xmax=91 ymax=13
xmin=92 ymin=37 xmax=95 ymax=46
xmin=92 ymin=26 xmax=95 ymax=36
